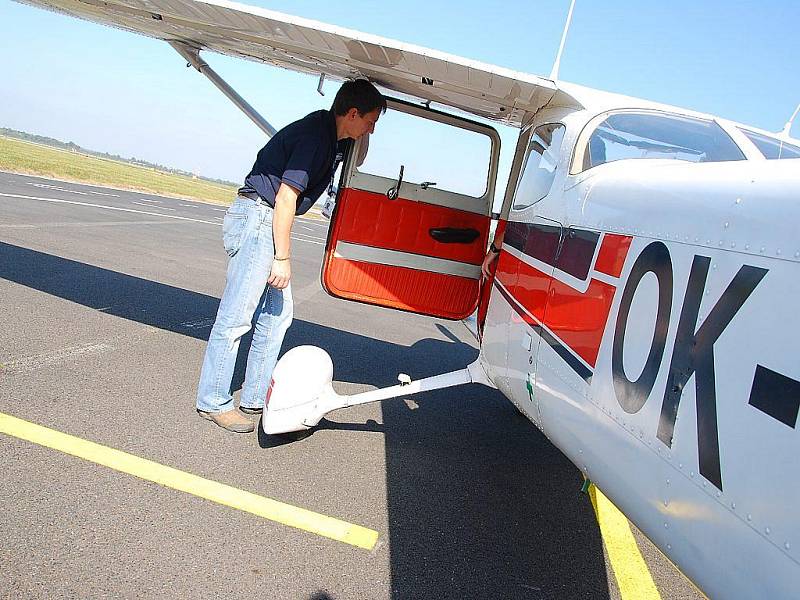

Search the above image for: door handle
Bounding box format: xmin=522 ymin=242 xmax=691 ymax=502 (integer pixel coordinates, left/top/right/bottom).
xmin=429 ymin=227 xmax=480 ymax=244
xmin=386 ymin=165 xmax=404 ymax=200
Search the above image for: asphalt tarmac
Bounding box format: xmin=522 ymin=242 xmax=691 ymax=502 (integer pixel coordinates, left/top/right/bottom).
xmin=0 ymin=171 xmax=704 ymax=599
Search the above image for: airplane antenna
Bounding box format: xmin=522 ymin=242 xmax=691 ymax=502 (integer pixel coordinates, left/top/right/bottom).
xmin=550 ymin=0 xmax=577 ymax=81
xmin=779 ymin=103 xmax=800 ymax=139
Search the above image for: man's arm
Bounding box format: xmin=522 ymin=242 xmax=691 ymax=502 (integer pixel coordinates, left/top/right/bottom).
xmin=267 ymin=182 xmax=300 ymax=290
xmin=355 ymin=133 xmax=370 ymax=167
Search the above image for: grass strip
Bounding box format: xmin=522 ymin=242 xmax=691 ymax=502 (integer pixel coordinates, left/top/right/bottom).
xmin=0 ymin=136 xmax=237 ymax=205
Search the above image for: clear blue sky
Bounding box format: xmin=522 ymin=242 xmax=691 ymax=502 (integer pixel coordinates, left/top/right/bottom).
xmin=2 ymin=0 xmax=798 ymax=186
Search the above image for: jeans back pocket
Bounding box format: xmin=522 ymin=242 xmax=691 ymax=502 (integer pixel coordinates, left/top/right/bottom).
xmin=222 ymin=210 xmax=249 ymax=257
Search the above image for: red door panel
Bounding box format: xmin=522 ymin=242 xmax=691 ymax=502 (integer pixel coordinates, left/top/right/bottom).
xmin=323 ymin=259 xmax=479 ymax=318
xmin=332 ymin=188 xmax=489 ymax=262
xmin=322 ymin=187 xmax=490 ymax=319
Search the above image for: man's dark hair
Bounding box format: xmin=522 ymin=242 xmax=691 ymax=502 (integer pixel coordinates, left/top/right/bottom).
xmin=331 ymin=79 xmax=387 ymax=116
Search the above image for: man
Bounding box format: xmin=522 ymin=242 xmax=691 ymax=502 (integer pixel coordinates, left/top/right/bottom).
xmin=197 ymin=79 xmax=386 ymax=433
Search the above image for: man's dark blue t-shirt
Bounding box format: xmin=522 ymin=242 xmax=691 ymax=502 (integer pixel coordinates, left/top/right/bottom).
xmin=239 ymin=109 xmax=344 ymax=215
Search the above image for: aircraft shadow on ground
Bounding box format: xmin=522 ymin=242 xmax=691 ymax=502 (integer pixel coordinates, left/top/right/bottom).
xmin=0 ymin=241 xmax=610 ymax=599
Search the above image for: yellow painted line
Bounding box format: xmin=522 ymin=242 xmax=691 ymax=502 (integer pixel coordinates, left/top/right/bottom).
xmin=0 ymin=412 xmax=378 ymax=550
xmin=589 ymin=484 xmax=661 ymax=600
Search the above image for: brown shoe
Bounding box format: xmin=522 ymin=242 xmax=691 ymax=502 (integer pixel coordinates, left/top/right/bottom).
xmin=197 ymin=409 xmax=255 ymax=433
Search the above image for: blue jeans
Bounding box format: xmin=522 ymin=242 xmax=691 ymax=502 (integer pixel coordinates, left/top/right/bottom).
xmin=196 ymin=196 xmax=293 ymax=413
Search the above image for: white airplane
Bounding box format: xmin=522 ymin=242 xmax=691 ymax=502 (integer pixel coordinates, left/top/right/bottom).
xmin=14 ymin=0 xmax=800 ymax=597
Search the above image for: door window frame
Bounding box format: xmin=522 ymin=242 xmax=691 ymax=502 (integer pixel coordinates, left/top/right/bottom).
xmin=340 ymin=97 xmax=501 ymax=215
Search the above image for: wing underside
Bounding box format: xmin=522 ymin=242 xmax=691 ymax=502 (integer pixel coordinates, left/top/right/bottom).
xmin=15 ymin=0 xmax=581 ymax=125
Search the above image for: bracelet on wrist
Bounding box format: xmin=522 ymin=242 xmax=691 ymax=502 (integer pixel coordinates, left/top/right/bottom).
xmin=274 ymin=255 xmax=290 ymax=261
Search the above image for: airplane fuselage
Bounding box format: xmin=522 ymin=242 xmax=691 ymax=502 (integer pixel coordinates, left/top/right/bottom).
xmin=482 ymin=101 xmax=800 ymax=598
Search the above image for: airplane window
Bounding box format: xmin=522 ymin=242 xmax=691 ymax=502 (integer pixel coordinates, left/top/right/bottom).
xmin=582 ymin=112 xmax=745 ymax=171
xmin=356 ymin=108 xmax=493 ymax=197
xmin=738 ymin=128 xmax=800 ymax=160
xmin=512 ymin=123 xmax=566 ymax=211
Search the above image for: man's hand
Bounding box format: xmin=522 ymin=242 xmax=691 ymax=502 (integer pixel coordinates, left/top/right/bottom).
xmin=268 ymin=258 xmax=291 ymax=289
xmin=355 ymin=133 xmax=370 ymax=167
xmin=481 ymin=248 xmax=499 ymax=279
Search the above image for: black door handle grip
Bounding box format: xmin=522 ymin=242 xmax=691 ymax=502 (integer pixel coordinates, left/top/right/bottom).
xmin=429 ymin=227 xmax=480 ymax=244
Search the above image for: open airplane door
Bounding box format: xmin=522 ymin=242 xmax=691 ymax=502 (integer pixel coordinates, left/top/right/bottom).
xmin=323 ymin=99 xmax=500 ymax=320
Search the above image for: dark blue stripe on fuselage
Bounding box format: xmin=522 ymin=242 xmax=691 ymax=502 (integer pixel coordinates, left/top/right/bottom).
xmin=504 ymin=222 xmax=600 ymax=282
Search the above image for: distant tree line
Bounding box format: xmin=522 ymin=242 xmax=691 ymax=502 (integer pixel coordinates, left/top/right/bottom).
xmin=0 ymin=127 xmax=238 ymax=187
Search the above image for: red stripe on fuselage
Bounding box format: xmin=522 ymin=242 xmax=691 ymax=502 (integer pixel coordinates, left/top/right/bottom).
xmin=595 ymin=234 xmax=633 ymax=278
xmin=495 ymin=233 xmax=633 ymax=368
xmin=542 ymin=273 xmax=617 ymax=367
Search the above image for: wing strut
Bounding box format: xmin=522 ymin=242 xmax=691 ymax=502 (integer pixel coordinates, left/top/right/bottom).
xmin=168 ymin=41 xmax=277 ymax=138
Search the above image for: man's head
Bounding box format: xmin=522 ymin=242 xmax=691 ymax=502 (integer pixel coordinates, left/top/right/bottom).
xmin=332 ymin=79 xmax=386 ymax=140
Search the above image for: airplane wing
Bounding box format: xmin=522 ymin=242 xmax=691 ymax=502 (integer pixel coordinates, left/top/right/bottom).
xmin=14 ymin=0 xmax=581 ymax=126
